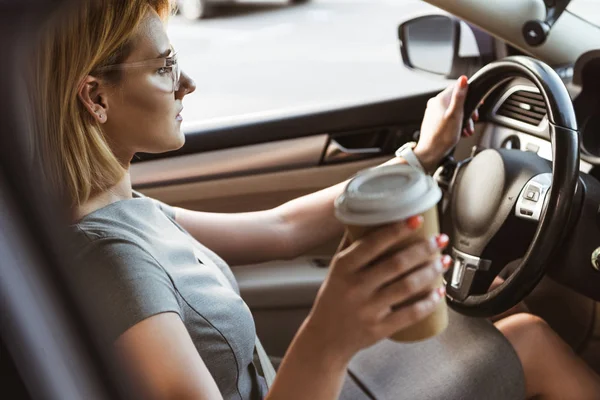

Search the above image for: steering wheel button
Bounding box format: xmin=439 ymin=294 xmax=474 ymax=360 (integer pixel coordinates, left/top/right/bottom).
xmin=516 ymin=177 xmax=550 ymax=221
xmin=520 ymin=208 xmax=534 ymax=216
xmin=525 ymin=190 xmax=540 ymax=202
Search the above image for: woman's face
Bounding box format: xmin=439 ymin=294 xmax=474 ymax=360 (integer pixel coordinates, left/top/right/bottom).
xmin=86 ymin=10 xmax=196 ymax=162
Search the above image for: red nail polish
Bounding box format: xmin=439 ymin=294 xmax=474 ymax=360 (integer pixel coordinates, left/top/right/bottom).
xmin=459 ymin=76 xmax=468 ymax=88
xmin=406 ymin=215 xmax=423 ymax=230
xmin=436 ymin=234 xmax=449 ymax=249
xmin=437 ymin=286 xmax=447 ymax=297
xmin=442 ymin=255 xmax=452 ymax=270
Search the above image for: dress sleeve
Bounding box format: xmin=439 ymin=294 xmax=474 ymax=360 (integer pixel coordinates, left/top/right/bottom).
xmin=73 ymin=236 xmax=182 ymax=342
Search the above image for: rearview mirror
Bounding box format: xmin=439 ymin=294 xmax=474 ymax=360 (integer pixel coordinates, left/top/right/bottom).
xmin=398 ymin=15 xmax=495 ymax=78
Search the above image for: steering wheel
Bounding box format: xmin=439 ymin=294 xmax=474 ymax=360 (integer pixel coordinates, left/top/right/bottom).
xmin=443 ymin=56 xmax=580 ymax=318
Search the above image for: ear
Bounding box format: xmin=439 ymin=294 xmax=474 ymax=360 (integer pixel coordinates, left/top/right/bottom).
xmin=77 ymin=75 xmax=109 ymax=124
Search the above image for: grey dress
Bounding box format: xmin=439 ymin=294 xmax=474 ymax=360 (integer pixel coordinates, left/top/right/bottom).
xmin=71 ymin=193 xmax=268 ymax=400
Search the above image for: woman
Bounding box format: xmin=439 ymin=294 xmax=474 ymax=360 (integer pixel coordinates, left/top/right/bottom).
xmin=28 ymin=1 xmax=600 ymax=399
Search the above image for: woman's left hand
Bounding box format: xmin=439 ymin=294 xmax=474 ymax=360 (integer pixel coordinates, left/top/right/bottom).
xmin=413 ymin=75 xmax=479 ymax=173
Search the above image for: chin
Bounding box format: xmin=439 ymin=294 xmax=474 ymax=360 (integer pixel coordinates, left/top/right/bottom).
xmin=140 ymin=128 xmax=186 ymax=154
xmin=164 ymin=128 xmax=186 ymax=152
xmin=173 ymin=128 xmax=186 ymax=148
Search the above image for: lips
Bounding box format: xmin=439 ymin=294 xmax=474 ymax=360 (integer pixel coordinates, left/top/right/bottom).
xmin=176 ymin=108 xmax=183 ymax=121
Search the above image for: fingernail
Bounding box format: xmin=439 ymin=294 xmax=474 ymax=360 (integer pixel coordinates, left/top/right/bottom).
xmin=459 ymin=76 xmax=468 ymax=89
xmin=437 ymin=286 xmax=447 ymax=298
xmin=442 ymin=255 xmax=452 ymax=271
xmin=406 ymin=215 xmax=423 ymax=230
xmin=435 ymin=234 xmax=449 ymax=249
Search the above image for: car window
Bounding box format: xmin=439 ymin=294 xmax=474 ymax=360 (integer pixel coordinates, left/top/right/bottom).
xmin=169 ymin=0 xmax=451 ymax=126
xmin=568 ymin=0 xmax=600 ymax=28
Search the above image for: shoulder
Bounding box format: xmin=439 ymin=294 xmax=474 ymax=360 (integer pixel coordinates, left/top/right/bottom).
xmin=70 ymin=196 xmax=177 ymax=249
xmin=70 ymin=232 xmax=182 ymax=341
xmin=132 ymin=190 xmax=177 ymax=220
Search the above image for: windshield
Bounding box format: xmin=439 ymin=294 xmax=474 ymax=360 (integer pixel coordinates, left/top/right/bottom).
xmin=567 ymin=0 xmax=600 ymax=28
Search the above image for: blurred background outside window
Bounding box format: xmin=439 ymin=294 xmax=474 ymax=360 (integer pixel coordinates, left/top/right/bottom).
xmin=170 ymin=0 xmax=449 ymax=125
xmin=170 ymin=0 xmax=599 ymax=126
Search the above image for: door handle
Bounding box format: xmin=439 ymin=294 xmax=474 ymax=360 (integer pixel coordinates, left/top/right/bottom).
xmin=323 ymin=139 xmax=383 ymax=163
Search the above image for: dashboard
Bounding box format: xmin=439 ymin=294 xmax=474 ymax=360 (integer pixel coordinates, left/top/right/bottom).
xmin=475 ymin=50 xmax=600 ymax=181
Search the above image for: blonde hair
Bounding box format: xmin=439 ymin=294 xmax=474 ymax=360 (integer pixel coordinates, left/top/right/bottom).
xmin=28 ymin=0 xmax=173 ymax=208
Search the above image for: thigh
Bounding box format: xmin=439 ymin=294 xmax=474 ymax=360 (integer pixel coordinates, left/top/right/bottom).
xmin=495 ymin=313 xmax=600 ymax=399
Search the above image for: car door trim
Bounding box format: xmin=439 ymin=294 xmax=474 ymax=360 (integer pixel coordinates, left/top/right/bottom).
xmin=131 ymin=134 xmax=328 ymax=188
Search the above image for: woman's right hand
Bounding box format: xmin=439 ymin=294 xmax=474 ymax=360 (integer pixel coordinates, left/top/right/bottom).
xmin=305 ymin=217 xmax=451 ymax=364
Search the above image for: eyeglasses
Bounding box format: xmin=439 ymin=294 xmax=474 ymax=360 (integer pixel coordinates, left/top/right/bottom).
xmin=94 ymin=52 xmax=181 ymax=93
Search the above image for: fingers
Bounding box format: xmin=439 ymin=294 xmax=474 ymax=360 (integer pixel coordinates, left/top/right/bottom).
xmin=435 ymin=78 xmax=460 ymax=109
xmin=445 ymin=75 xmax=469 ymax=118
xmin=359 ymin=235 xmax=449 ymax=291
xmin=489 ymin=275 xmax=505 ymax=291
xmin=462 ymin=117 xmax=476 ymax=137
xmin=463 ymin=109 xmax=479 ymax=136
xmin=437 ymin=81 xmax=456 ymax=104
xmin=334 ymin=216 xmax=424 ymax=274
xmin=336 ymin=231 xmax=351 ymax=254
xmin=379 ymin=287 xmax=446 ymax=336
xmin=372 ymin=255 xmax=452 ymax=314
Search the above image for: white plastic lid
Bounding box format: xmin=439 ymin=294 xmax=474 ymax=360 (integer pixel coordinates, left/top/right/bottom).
xmin=334 ymin=164 xmax=442 ymax=226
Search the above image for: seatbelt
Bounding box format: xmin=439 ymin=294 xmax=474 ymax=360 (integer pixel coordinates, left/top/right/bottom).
xmin=190 ymin=240 xmax=277 ymax=389
xmin=255 ymin=337 xmax=276 ymax=388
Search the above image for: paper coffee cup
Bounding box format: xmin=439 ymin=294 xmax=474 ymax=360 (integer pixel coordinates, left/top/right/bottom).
xmin=334 ymin=164 xmax=447 ymax=342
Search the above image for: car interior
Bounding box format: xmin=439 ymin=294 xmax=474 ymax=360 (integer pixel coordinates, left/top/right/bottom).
xmin=1 ymin=0 xmax=599 ymax=399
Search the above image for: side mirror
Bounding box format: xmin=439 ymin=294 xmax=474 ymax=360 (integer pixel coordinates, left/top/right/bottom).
xmin=398 ymin=15 xmax=495 ymax=78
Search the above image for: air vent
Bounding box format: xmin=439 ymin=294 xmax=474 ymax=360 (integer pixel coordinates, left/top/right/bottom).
xmin=496 ymin=90 xmax=547 ymax=127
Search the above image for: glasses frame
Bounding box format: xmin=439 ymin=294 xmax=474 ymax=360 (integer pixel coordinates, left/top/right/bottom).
xmin=94 ymin=52 xmax=180 ymax=92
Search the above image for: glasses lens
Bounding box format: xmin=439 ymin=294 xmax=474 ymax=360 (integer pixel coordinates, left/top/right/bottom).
xmin=173 ymin=58 xmax=180 ymax=92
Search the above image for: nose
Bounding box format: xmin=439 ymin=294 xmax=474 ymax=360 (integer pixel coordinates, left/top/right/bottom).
xmin=176 ymin=70 xmax=196 ymax=97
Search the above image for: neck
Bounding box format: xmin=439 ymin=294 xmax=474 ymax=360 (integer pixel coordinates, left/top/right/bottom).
xmin=72 ymin=169 xmax=134 ymax=222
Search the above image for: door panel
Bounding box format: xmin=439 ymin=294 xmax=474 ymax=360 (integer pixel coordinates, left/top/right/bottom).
xmin=137 ymin=156 xmax=388 ymax=213
xmin=231 ymin=258 xmax=329 ymax=357
xmin=131 ymin=135 xmax=328 ymax=189
xmin=231 ymin=258 xmax=329 ymax=309
xmin=133 ymin=93 xmax=436 ymax=211
xmin=252 ymin=308 xmax=315 ymax=358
